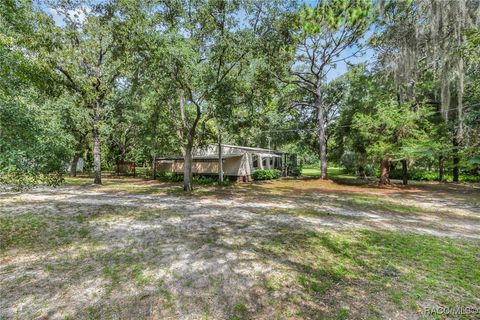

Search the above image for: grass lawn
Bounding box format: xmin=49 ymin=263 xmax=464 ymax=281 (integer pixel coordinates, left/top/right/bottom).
xmin=302 ymin=165 xmax=346 ymax=178
xmin=1 ymin=177 xmax=479 ymax=319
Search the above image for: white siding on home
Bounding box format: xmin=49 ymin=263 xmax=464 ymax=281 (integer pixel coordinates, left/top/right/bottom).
xmin=158 ymin=161 xmax=219 ymax=174
xmin=157 ymin=155 xmax=252 ymax=177
xmin=222 ymin=156 xmax=244 ymax=176
xmin=156 ymin=144 xmax=283 ymax=178
xmin=65 ymin=158 xmax=84 ymax=173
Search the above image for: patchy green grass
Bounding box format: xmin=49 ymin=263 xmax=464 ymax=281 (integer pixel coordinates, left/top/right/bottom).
xmin=262 ymin=207 xmax=356 ymax=220
xmin=2 ymin=178 xmax=479 ymax=319
xmin=258 ymin=229 xmax=480 ymax=319
xmin=340 ymin=194 xmax=426 ymax=214
xmin=230 ymin=302 xmax=248 ymax=320
xmin=63 ymin=176 xmax=181 ymax=194
xmin=0 ymin=212 xmax=91 ymax=251
xmin=260 ymin=196 xmax=460 ymax=221
xmin=339 ymin=194 xmax=480 ymax=221
xmin=63 ymin=176 xmax=93 ymax=186
xmin=301 ymin=167 xmax=321 ymax=177
xmin=302 ymin=165 xmax=345 ymax=178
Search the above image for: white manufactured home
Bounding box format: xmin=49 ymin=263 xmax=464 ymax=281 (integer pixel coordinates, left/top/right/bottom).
xmin=156 ymin=144 xmax=286 ymax=182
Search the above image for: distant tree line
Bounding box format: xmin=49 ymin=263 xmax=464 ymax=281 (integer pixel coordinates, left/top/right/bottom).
xmin=1 ymin=0 xmax=478 ymax=190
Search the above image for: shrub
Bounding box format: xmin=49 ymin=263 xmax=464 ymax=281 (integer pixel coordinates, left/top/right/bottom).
xmin=136 ymin=167 xmax=151 ymax=178
xmin=0 ymin=171 xmax=64 ymax=191
xmin=193 ymin=175 xmax=215 ymax=185
xmin=157 ymin=172 xmax=229 ymax=185
xmin=339 ymin=151 xmax=357 ymax=174
xmin=365 ymin=164 xmax=376 ymax=177
xmin=457 ymin=174 xmax=480 ymax=183
xmin=389 ymin=169 xmax=435 ymax=181
xmin=388 ymin=169 xmax=480 ymax=183
xmin=289 ymin=166 xmax=301 ymax=177
xmin=252 ymin=169 xmax=281 ymax=180
xmin=157 ymin=172 xmax=183 ymax=182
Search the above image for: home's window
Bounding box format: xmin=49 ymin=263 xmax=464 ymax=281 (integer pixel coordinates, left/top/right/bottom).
xmin=262 ymin=158 xmax=267 ymax=167
xmin=252 ymin=155 xmax=258 ymax=168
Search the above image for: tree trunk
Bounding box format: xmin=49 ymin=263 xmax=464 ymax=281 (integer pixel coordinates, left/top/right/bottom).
xmin=316 ymin=97 xmax=327 ymax=180
xmin=152 ymin=156 xmax=156 ymax=179
xmin=389 ymin=162 xmax=396 ymax=172
xmin=183 ymin=144 xmax=193 ymax=191
xmin=120 ymin=145 xmax=126 ymax=162
xmin=438 ymin=155 xmax=444 ymax=182
xmin=452 ymin=137 xmax=460 ymax=183
xmin=358 ymin=165 xmax=367 ymax=180
xmin=379 ymin=157 xmax=391 ymax=185
xmin=92 ymin=101 xmax=102 ymax=185
xmin=401 ymin=159 xmax=408 ymax=185
xmin=70 ymin=155 xmax=80 ymax=177
xmin=92 ymin=125 xmax=102 ymax=184
xmin=218 ymin=134 xmax=223 ymax=185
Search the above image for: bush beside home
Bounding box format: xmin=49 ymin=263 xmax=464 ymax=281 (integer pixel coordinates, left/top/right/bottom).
xmin=157 ymin=172 xmax=233 ymax=185
xmin=252 ymin=169 xmax=281 ymax=180
xmin=157 ymin=170 xmax=284 ymax=183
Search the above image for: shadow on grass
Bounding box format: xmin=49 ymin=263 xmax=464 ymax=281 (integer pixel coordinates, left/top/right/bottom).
xmin=3 ymin=178 xmax=480 ymax=318
xmin=254 ymin=227 xmax=480 ymax=317
xmin=2 ymin=200 xmax=479 ymax=319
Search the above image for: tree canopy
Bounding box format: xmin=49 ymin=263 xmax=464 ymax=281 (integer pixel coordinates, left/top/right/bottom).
xmin=1 ymin=0 xmax=479 ymax=189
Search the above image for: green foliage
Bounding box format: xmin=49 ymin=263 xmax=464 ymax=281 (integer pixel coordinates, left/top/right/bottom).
xmin=389 ymin=169 xmax=480 ymax=183
xmin=230 ymin=302 xmax=248 ymax=320
xmin=0 ymin=96 xmax=73 ymax=190
xmin=0 ymin=1 xmax=73 ymax=189
xmin=300 ymin=0 xmax=371 ymax=34
xmin=157 ymin=172 xmax=221 ymax=185
xmin=466 ymin=29 xmax=480 ymax=61
xmin=193 ymin=175 xmax=217 ymax=185
xmin=252 ymin=169 xmax=281 ymax=180
xmin=288 ymin=167 xmax=301 ymax=177
xmin=354 ymin=99 xmax=432 ymax=162
xmin=1 ymin=0 xmax=479 ymax=190
xmin=332 ymin=64 xmax=450 ymax=179
xmin=339 ymin=151 xmax=357 ymax=174
xmin=157 ymin=172 xmax=184 ymax=183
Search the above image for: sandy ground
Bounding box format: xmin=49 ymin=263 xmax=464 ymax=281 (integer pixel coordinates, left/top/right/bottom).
xmin=0 ymin=179 xmax=479 ymax=319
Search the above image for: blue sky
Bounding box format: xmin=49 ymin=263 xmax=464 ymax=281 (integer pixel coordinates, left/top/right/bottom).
xmin=324 ymin=46 xmax=374 ymax=82
xmin=325 ymin=29 xmax=375 ymax=82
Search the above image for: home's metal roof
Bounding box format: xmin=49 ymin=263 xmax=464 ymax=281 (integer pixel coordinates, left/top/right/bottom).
xmin=158 ymin=153 xmax=244 ymax=161
xmin=157 ymin=144 xmax=285 ymax=161
xmin=219 ymin=144 xmax=284 ymax=154
xmin=255 ymin=153 xmax=282 ymax=158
